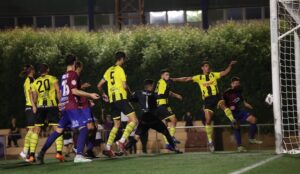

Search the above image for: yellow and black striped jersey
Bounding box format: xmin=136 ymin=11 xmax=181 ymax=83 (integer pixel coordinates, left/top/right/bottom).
xmin=103 ymin=65 xmax=127 ymax=103
xmin=24 ymin=77 xmax=35 ymax=106
xmin=155 ymin=79 xmax=172 ymax=106
xmin=32 ymin=75 xmax=58 ymax=107
xmin=192 ymin=72 xmax=221 ymax=99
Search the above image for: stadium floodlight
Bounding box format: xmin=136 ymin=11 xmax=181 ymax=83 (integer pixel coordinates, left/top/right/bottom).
xmin=270 ymin=0 xmax=300 ymax=154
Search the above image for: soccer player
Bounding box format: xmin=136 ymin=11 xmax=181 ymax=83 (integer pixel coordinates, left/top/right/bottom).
xmin=28 ymin=63 xmax=63 ymax=162
xmin=19 ymin=64 xmax=36 ymax=161
xmin=223 ymin=77 xmax=263 ymax=152
xmin=155 ymin=69 xmax=183 ymax=148
xmin=125 ymin=79 xmax=181 ymax=153
xmin=171 ymin=60 xmax=237 ymax=152
xmin=75 ymin=61 xmax=97 ymax=158
xmin=37 ymin=54 xmax=100 ymax=163
xmin=97 ymin=51 xmax=138 ymax=157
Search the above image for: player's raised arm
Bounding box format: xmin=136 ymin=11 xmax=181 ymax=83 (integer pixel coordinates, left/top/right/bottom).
xmin=220 ymin=61 xmax=237 ymax=77
xmin=171 ymin=76 xmax=193 ymax=83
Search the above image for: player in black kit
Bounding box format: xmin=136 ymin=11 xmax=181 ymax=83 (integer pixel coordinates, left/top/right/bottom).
xmin=125 ymin=79 xmax=181 ymax=153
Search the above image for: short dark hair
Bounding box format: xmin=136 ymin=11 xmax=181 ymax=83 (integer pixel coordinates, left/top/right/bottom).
xmin=65 ymin=54 xmax=77 ymax=66
xmin=39 ymin=63 xmax=49 ymax=74
xmin=115 ymin=51 xmax=126 ymax=61
xmin=144 ymin=79 xmax=154 ymax=86
xmin=160 ymin=68 xmax=170 ymax=75
xmin=75 ymin=61 xmax=83 ymax=70
xmin=20 ymin=64 xmax=34 ymax=77
xmin=231 ymin=76 xmax=240 ymax=82
xmin=201 ymin=60 xmax=210 ymax=67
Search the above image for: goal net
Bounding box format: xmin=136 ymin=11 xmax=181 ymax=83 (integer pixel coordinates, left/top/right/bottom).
xmin=270 ymin=0 xmax=300 ymax=154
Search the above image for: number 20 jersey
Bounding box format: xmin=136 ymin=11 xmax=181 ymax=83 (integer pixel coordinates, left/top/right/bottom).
xmin=60 ymin=70 xmax=79 ymax=111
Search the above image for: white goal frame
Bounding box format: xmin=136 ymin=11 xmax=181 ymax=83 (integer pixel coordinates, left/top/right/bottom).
xmin=270 ymin=0 xmax=300 ymax=154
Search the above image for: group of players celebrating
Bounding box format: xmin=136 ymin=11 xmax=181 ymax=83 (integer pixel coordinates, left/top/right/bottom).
xmin=19 ymin=51 xmax=262 ymax=164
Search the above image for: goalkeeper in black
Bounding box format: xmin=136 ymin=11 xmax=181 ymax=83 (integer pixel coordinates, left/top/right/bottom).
xmin=125 ymin=79 xmax=181 ymax=153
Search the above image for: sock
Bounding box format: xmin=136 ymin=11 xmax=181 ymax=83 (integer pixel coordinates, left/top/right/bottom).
xmin=41 ymin=131 xmax=62 ymax=153
xmin=106 ymin=127 xmax=118 ymax=150
xmin=249 ymin=124 xmax=257 ymax=139
xmin=77 ymin=127 xmax=88 ymax=155
xmin=23 ymin=130 xmax=32 ymax=153
xmin=163 ymin=135 xmax=169 ymax=145
xmin=120 ymin=122 xmax=136 ymax=143
xmin=205 ymin=124 xmax=213 ymax=143
xmin=169 ymin=127 xmax=176 ymax=137
xmin=87 ymin=129 xmax=96 ymax=151
xmin=29 ymin=133 xmax=39 ymax=156
xmin=163 ymin=129 xmax=175 ymax=148
xmin=224 ymin=108 xmax=235 ymax=122
xmin=55 ymin=135 xmax=63 ymax=154
xmin=234 ymin=128 xmax=242 ymax=146
xmin=73 ymin=131 xmax=78 ymax=149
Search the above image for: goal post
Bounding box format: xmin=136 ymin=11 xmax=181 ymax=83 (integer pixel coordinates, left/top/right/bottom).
xmin=270 ymin=0 xmax=300 ymax=154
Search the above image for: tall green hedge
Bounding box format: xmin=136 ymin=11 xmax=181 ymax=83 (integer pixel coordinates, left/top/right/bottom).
xmin=0 ymin=21 xmax=273 ymax=128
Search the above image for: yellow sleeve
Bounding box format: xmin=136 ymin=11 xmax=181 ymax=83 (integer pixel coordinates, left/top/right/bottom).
xmin=118 ymin=67 xmax=126 ymax=82
xmin=212 ymin=72 xmax=221 ymax=79
xmin=192 ymin=75 xmax=200 ymax=83
xmin=157 ymin=80 xmax=166 ymax=95
xmin=50 ymin=76 xmax=58 ymax=84
xmin=103 ymin=69 xmax=109 ymax=81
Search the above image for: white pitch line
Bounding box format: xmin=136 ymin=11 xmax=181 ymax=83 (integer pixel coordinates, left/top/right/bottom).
xmin=229 ymin=155 xmax=283 ymax=174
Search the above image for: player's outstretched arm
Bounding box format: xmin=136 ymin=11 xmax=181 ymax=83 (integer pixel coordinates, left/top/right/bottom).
xmin=72 ymin=88 xmax=100 ymax=100
xmin=169 ymin=91 xmax=183 ymax=101
xmin=220 ymin=61 xmax=237 ymax=77
xmin=171 ymin=77 xmax=193 ymax=83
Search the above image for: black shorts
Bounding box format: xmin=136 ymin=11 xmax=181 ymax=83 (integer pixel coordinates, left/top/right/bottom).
xmin=110 ymin=100 xmax=135 ymax=120
xmin=135 ymin=114 xmax=168 ymax=136
xmin=25 ymin=106 xmax=36 ymax=128
xmin=203 ymin=95 xmax=222 ymax=111
xmin=156 ymin=105 xmax=174 ymax=120
xmin=35 ymin=107 xmax=60 ymax=126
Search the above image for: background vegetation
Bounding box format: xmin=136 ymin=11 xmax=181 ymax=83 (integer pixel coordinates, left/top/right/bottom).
xmin=0 ymin=21 xmax=273 ymax=128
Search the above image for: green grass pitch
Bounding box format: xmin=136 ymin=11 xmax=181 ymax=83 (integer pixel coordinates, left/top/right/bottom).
xmin=0 ymin=151 xmax=299 ymax=174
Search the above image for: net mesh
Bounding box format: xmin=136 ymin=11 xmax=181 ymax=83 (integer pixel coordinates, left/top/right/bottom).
xmin=277 ymin=0 xmax=300 ymax=154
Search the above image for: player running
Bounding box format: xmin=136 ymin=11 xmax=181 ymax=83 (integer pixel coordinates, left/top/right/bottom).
xmin=171 ymin=60 xmax=237 ymax=152
xmin=125 ymin=79 xmax=181 ymax=153
xmin=37 ymin=54 xmax=100 ymax=163
xmin=19 ymin=64 xmax=36 ymax=161
xmin=223 ymin=77 xmax=263 ymax=152
xmin=155 ymin=69 xmax=183 ymax=147
xmin=97 ymin=51 xmax=138 ymax=157
xmin=75 ymin=61 xmax=97 ymax=158
xmin=28 ymin=63 xmax=63 ymax=163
